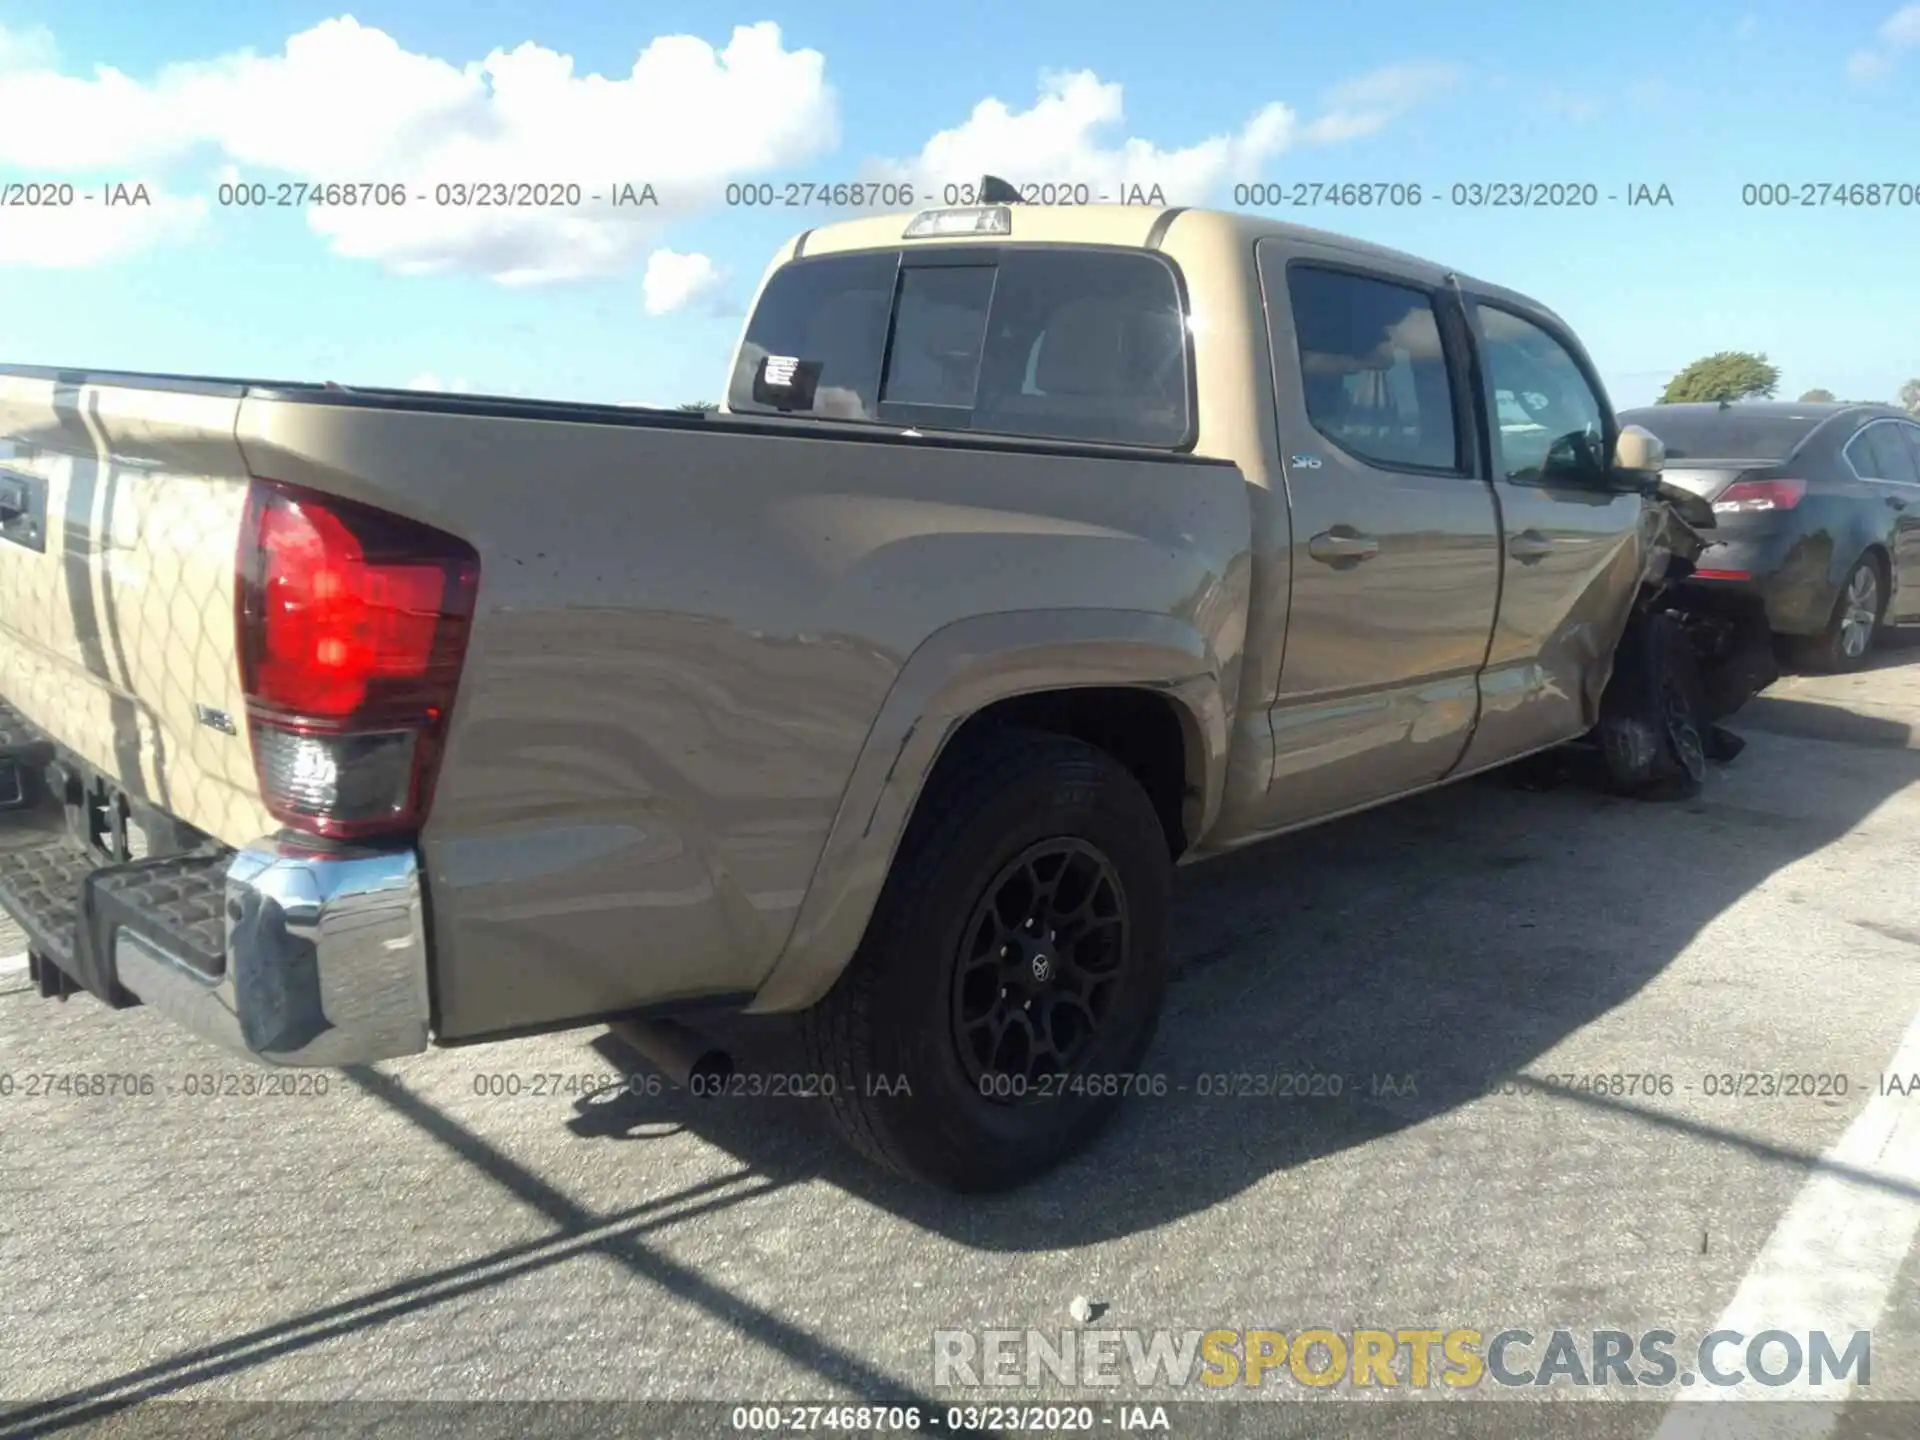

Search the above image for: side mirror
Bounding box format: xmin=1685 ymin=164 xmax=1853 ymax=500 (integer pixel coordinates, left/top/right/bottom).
xmin=1613 ymin=424 xmax=1666 ymax=476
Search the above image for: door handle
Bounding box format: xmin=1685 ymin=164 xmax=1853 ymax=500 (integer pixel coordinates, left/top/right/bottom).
xmin=1508 ymin=529 xmax=1556 ymax=563
xmin=1888 ymin=494 xmax=1911 ymax=511
xmin=1308 ymin=528 xmax=1380 ymax=566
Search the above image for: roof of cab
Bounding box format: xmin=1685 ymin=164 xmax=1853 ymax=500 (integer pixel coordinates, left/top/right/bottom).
xmin=795 ymin=204 xmax=1457 ymax=272
xmin=787 ymin=202 xmax=1551 ymax=320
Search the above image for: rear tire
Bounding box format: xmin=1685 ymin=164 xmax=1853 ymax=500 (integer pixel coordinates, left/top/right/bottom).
xmin=801 ymin=728 xmax=1172 ymax=1192
xmin=1786 ymin=555 xmax=1885 ymax=673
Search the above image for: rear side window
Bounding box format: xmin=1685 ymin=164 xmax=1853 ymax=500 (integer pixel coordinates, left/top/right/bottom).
xmin=727 ymin=247 xmax=1191 ymax=447
xmin=1847 ymin=423 xmax=1920 ymax=484
xmin=1283 ymin=265 xmax=1458 ymax=472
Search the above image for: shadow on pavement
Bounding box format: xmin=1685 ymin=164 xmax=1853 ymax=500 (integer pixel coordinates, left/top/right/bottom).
xmin=17 ymin=670 xmax=1918 ymax=1433
xmin=1736 ymin=695 xmax=1915 ymax=748
xmin=557 ymin=671 xmax=1920 ymax=1247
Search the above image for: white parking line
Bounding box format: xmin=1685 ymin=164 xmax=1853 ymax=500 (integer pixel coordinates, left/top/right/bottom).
xmin=0 ymin=952 xmax=26 ymax=977
xmin=1650 ymin=998 xmax=1920 ymax=1438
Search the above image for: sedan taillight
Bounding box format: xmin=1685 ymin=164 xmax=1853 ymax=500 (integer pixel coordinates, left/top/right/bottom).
xmin=1712 ymin=478 xmax=1806 ymax=514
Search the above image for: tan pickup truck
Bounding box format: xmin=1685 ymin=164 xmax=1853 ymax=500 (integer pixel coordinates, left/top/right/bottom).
xmin=0 ymin=190 xmax=1772 ymax=1190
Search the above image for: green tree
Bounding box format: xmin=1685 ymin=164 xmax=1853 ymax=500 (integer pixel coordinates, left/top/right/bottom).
xmin=1658 ymin=351 xmax=1780 ymax=404
xmin=1899 ymin=378 xmax=1920 ymax=415
xmin=1797 ymin=388 xmax=1836 ymax=403
xmin=677 ymin=401 xmax=719 ymax=413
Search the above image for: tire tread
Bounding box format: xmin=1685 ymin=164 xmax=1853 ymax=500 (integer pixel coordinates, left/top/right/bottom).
xmin=800 ymin=728 xmax=1163 ymax=1188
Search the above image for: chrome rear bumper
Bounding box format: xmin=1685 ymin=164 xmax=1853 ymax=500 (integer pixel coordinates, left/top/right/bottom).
xmin=113 ymin=840 xmax=432 ymax=1066
xmin=0 ymin=694 xmax=433 ymax=1066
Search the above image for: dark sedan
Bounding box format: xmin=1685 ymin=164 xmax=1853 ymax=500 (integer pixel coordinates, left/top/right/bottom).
xmin=1618 ymin=401 xmax=1920 ymax=670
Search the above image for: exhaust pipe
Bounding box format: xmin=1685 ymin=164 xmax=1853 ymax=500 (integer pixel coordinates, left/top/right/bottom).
xmin=608 ymin=1017 xmax=734 ymax=1092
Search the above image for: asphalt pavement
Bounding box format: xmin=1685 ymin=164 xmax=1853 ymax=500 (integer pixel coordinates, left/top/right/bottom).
xmin=5 ymin=639 xmax=1920 ymax=1440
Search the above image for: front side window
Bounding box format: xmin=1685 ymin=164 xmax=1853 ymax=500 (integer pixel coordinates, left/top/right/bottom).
xmin=728 ymin=246 xmax=1190 ymax=446
xmin=1474 ymin=304 xmax=1606 ymax=486
xmin=1282 ymin=263 xmax=1459 ymax=472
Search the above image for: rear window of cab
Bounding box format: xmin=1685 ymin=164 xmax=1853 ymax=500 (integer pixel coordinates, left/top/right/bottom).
xmin=727 ymin=246 xmax=1193 ymax=448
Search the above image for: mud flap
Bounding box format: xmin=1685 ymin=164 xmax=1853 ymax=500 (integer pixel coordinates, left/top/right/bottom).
xmin=1596 ymin=610 xmax=1709 ymax=800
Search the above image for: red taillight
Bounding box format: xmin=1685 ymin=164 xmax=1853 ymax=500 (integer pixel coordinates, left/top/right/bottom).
xmin=1692 ymin=568 xmax=1752 ymax=581
xmin=236 ymin=479 xmax=478 ymax=840
xmin=1712 ymin=478 xmax=1806 ymax=514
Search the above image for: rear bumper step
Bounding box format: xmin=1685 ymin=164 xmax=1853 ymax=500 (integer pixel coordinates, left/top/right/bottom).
xmin=0 ymin=697 xmax=431 ymax=1066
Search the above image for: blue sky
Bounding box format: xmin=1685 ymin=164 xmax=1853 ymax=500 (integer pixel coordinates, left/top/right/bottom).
xmin=0 ymin=0 xmax=1915 ymax=410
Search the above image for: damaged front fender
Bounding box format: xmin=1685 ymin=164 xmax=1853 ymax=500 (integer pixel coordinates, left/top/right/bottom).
xmin=1590 ymin=488 xmax=1779 ymax=797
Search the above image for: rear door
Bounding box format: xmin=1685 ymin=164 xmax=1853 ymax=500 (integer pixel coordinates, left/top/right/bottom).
xmin=1453 ymin=298 xmax=1646 ymax=769
xmin=1253 ymin=239 xmax=1501 ymax=828
xmin=1847 ymin=419 xmax=1920 ymax=621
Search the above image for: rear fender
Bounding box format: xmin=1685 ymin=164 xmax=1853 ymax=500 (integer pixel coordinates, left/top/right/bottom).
xmin=745 ymin=609 xmax=1230 ymax=1013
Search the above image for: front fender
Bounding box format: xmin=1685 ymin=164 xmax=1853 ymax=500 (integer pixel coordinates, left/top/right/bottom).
xmin=745 ymin=608 xmax=1232 ymax=1012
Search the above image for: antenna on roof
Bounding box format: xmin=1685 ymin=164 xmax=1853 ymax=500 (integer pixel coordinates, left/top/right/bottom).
xmin=977 ymin=174 xmax=1023 ymax=204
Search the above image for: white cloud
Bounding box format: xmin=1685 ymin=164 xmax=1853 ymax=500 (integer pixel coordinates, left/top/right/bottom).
xmin=641 ymin=248 xmax=729 ymax=316
xmin=0 ymin=17 xmax=837 ymax=281
xmin=0 ymin=185 xmax=206 ymax=267
xmin=1847 ymin=4 xmax=1920 ymax=79
xmin=866 ymin=63 xmax=1459 ymax=205
xmin=1736 ymin=13 xmax=1759 ymax=38
xmin=1299 ymin=62 xmax=1464 ymax=143
xmin=1885 ymin=4 xmax=1920 ymax=44
xmin=403 ymin=372 xmax=469 ymax=391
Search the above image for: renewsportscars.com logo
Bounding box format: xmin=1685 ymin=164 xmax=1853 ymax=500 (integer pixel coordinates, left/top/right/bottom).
xmin=931 ymin=1328 xmax=1872 ymax=1391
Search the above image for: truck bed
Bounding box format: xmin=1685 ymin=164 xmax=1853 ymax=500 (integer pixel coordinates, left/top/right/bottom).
xmin=0 ymin=362 xmax=1252 ymax=1043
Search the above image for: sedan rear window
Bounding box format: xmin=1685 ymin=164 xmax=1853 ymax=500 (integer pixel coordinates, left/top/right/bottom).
xmin=1616 ymin=407 xmax=1821 ymax=462
xmin=728 ymin=246 xmax=1191 ymax=447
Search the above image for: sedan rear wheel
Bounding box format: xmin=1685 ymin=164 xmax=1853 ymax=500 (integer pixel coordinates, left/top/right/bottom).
xmin=1790 ymin=556 xmax=1885 ymax=672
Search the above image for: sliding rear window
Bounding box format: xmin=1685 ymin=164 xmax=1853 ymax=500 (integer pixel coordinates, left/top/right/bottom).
xmin=727 ymin=246 xmax=1192 ymax=447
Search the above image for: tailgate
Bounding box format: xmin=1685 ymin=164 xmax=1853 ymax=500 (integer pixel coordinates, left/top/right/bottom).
xmin=0 ymin=372 xmax=276 ymax=850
